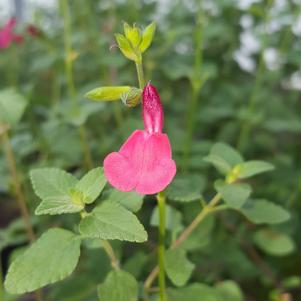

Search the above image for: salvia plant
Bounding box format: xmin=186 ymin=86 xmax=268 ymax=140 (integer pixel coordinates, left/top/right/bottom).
xmin=0 ymin=4 xmax=297 ymax=301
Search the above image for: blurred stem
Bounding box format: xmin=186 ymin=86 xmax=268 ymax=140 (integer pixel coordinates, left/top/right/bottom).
xmin=144 ymin=193 xmax=221 ymax=292
xmin=61 ymin=0 xmax=93 ymax=170
xmin=0 ymin=257 xmax=3 ymax=301
xmin=157 ymin=191 xmax=167 ymax=301
xmin=1 ymin=130 xmax=35 ymax=242
xmin=101 ymin=240 xmax=120 ymax=270
xmin=182 ymin=8 xmax=204 ymax=170
xmin=135 ymin=59 xmax=146 ymax=89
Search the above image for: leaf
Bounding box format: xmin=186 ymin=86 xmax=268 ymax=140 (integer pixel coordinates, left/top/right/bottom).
xmin=215 ymin=281 xmax=244 ymax=301
xmin=115 ymin=34 xmax=137 ymax=61
xmin=85 ymin=86 xmax=132 ymax=101
xmin=4 ymin=228 xmax=81 ymax=294
xmin=107 ymin=189 xmax=144 ymax=212
xmin=30 ymin=168 xmax=82 ymax=215
xmin=240 ymin=199 xmax=290 ymax=224
xmin=166 ymin=174 xmax=206 ymax=202
xmin=0 ymin=89 xmax=27 ymax=126
xmin=140 ymin=22 xmax=156 ymax=53
xmin=97 ymin=270 xmax=138 ymax=301
xmin=165 ymin=248 xmax=195 ymax=287
xmin=215 ymin=180 xmax=252 ymax=208
xmin=237 ymin=160 xmax=274 ymax=179
xmin=75 ymin=167 xmax=106 ymax=204
xmin=79 ymin=201 xmax=147 ymax=242
xmin=253 ymin=228 xmax=296 ymax=256
xmin=123 ymin=23 xmax=141 ymax=48
xmin=204 ymin=143 xmax=243 ymax=174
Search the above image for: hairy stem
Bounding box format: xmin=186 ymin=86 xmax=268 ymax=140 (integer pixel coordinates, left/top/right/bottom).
xmin=144 ymin=193 xmax=221 ymax=291
xmin=157 ymin=191 xmax=167 ymax=301
xmin=135 ymin=59 xmax=146 ymax=89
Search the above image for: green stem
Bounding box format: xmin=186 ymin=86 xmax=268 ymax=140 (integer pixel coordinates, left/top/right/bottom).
xmin=101 ymin=240 xmax=120 ymax=270
xmin=157 ymin=191 xmax=167 ymax=301
xmin=61 ymin=0 xmax=93 ymax=170
xmin=135 ymin=59 xmax=146 ymax=89
xmin=0 ymin=257 xmax=3 ymax=301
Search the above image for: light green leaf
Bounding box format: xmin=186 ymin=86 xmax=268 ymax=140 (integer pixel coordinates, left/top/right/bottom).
xmin=215 ymin=180 xmax=251 ymax=208
xmin=237 ymin=160 xmax=274 ymax=179
xmin=166 ymin=174 xmax=205 ymax=202
xmin=97 ymin=270 xmax=138 ymax=301
xmin=140 ymin=22 xmax=156 ymax=53
xmin=115 ymin=34 xmax=137 ymax=61
xmin=75 ymin=167 xmax=106 ymax=204
xmin=85 ymin=86 xmax=132 ymax=101
xmin=215 ymin=280 xmax=244 ymax=301
xmin=79 ymin=201 xmax=147 ymax=242
xmin=165 ymin=248 xmax=195 ymax=287
xmin=123 ymin=23 xmax=141 ymax=48
xmin=204 ymin=143 xmax=243 ymax=174
xmin=0 ymin=89 xmax=27 ymax=126
xmin=107 ymin=189 xmax=144 ymax=212
xmin=240 ymin=199 xmax=290 ymax=224
xmin=253 ymin=228 xmax=296 ymax=256
xmin=4 ymin=228 xmax=81 ymax=294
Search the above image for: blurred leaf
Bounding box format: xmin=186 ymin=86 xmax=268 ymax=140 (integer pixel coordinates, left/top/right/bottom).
xmin=253 ymin=228 xmax=296 ymax=256
xmin=75 ymin=167 xmax=106 ymax=204
xmin=4 ymin=228 xmax=81 ymax=294
xmin=166 ymin=174 xmax=205 ymax=202
xmin=204 ymin=143 xmax=243 ymax=174
xmin=165 ymin=248 xmax=195 ymax=287
xmin=237 ymin=161 xmax=274 ymax=179
xmin=97 ymin=270 xmax=138 ymax=301
xmin=215 ymin=280 xmax=244 ymax=301
xmin=140 ymin=21 xmax=156 ymax=53
xmin=0 ymin=89 xmax=27 ymax=126
xmin=215 ymin=180 xmax=252 ymax=208
xmin=79 ymin=201 xmax=147 ymax=242
xmin=85 ymin=86 xmax=132 ymax=102
xmin=240 ymin=199 xmax=290 ymax=225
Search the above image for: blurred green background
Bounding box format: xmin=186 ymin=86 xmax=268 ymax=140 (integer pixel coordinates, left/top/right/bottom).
xmin=0 ymin=0 xmax=301 ymax=300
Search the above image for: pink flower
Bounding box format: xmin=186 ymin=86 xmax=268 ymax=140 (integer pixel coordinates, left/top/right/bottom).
xmin=0 ymin=17 xmax=24 ymax=49
xmin=104 ymin=83 xmax=176 ymax=195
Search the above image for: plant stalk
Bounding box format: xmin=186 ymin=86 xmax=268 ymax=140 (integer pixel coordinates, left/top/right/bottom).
xmin=101 ymin=240 xmax=120 ymax=270
xmin=135 ymin=59 xmax=146 ymax=89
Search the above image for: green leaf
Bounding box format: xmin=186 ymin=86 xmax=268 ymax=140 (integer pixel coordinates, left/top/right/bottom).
xmin=30 ymin=168 xmax=81 ymax=215
xmin=253 ymin=228 xmax=296 ymax=256
xmin=123 ymin=23 xmax=141 ymax=48
xmin=215 ymin=180 xmax=251 ymax=208
xmin=166 ymin=174 xmax=205 ymax=202
xmin=204 ymin=143 xmax=243 ymax=174
xmin=85 ymin=86 xmax=132 ymax=101
xmin=75 ymin=167 xmax=106 ymax=204
xmin=97 ymin=270 xmax=138 ymax=301
xmin=4 ymin=228 xmax=81 ymax=294
xmin=215 ymin=281 xmax=244 ymax=301
xmin=237 ymin=160 xmax=274 ymax=179
xmin=240 ymin=199 xmax=290 ymax=224
xmin=0 ymin=89 xmax=27 ymax=126
xmin=140 ymin=22 xmax=156 ymax=53
xmin=79 ymin=201 xmax=147 ymax=242
xmin=107 ymin=189 xmax=144 ymax=212
xmin=115 ymin=34 xmax=137 ymax=61
xmin=165 ymin=248 xmax=195 ymax=287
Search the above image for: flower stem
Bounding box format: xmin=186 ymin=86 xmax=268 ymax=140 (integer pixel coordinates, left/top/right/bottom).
xmin=61 ymin=0 xmax=93 ymax=170
xmin=101 ymin=240 xmax=120 ymax=270
xmin=135 ymin=59 xmax=146 ymax=89
xmin=144 ymin=193 xmax=221 ymax=292
xmin=157 ymin=191 xmax=167 ymax=301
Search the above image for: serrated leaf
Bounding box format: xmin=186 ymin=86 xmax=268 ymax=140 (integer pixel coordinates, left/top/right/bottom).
xmin=0 ymin=89 xmax=27 ymax=126
xmin=237 ymin=160 xmax=274 ymax=179
xmin=253 ymin=228 xmax=296 ymax=256
xmin=140 ymin=22 xmax=156 ymax=53
xmin=115 ymin=33 xmax=137 ymax=61
xmin=75 ymin=167 xmax=106 ymax=204
xmin=204 ymin=143 xmax=243 ymax=174
xmin=79 ymin=201 xmax=147 ymax=242
xmin=165 ymin=248 xmax=195 ymax=287
xmin=240 ymin=199 xmax=290 ymax=224
xmin=215 ymin=180 xmax=251 ymax=208
xmin=97 ymin=270 xmax=138 ymax=301
xmin=4 ymin=228 xmax=81 ymax=294
xmin=107 ymin=189 xmax=144 ymax=212
xmin=85 ymin=86 xmax=132 ymax=101
xmin=166 ymin=174 xmax=205 ymax=202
